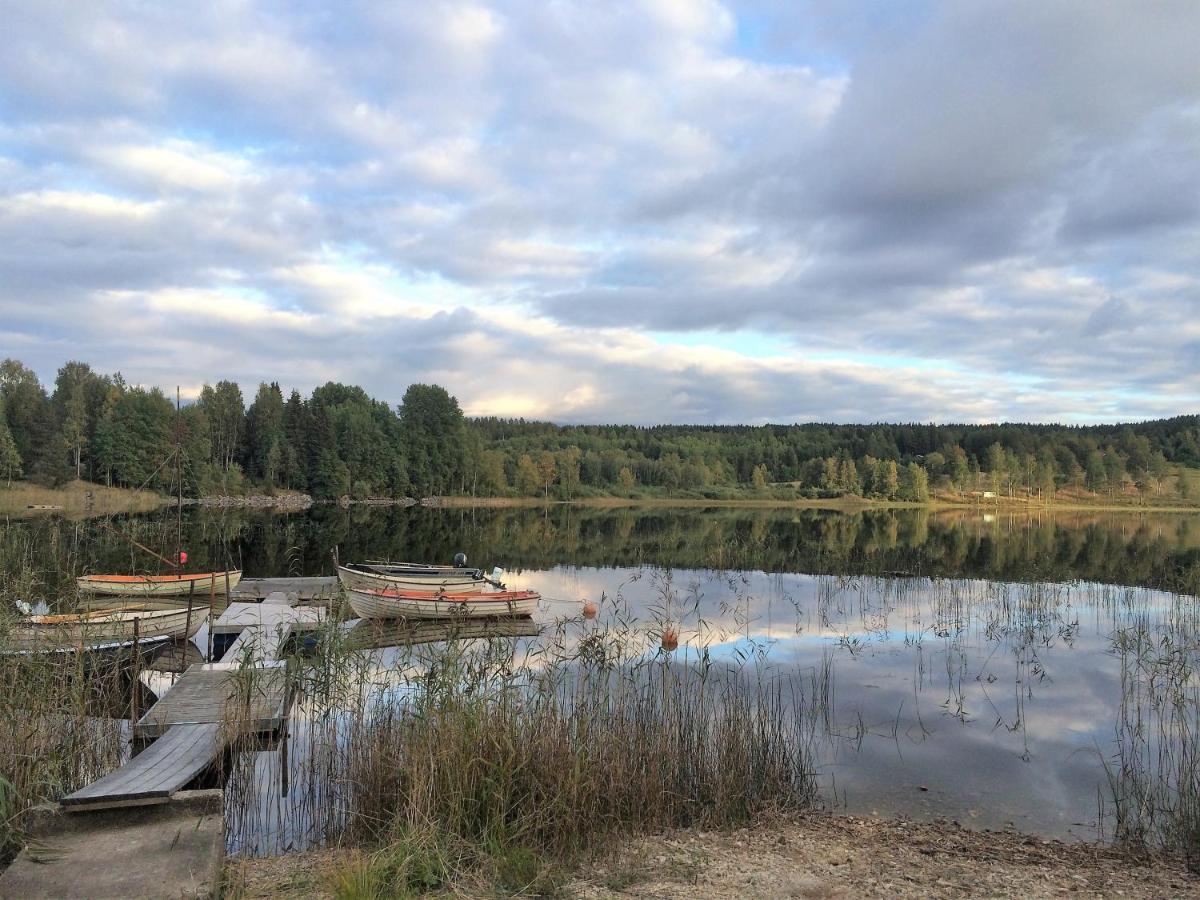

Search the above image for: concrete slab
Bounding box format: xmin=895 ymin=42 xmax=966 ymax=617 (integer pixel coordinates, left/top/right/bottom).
xmin=0 ymin=790 xmax=224 ymax=899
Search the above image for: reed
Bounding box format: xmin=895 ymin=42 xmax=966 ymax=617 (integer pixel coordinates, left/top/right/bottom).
xmin=221 ymin=580 xmax=821 ymax=892
xmin=0 ymin=528 xmax=131 ymax=858
xmin=0 ymin=645 xmax=129 ymax=858
xmin=1102 ymin=604 xmax=1200 ymax=872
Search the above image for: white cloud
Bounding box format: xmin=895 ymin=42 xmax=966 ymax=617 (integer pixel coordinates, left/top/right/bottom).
xmin=0 ymin=0 xmax=1197 ymax=423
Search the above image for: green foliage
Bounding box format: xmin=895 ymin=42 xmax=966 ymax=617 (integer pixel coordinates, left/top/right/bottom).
xmin=92 ymin=385 xmax=173 ymax=489
xmin=901 ymin=461 xmax=929 ymax=502
xmin=4 ymin=355 xmax=1200 ymax=502
xmin=244 ymin=382 xmax=286 ymax=488
xmin=0 ymin=398 xmax=21 ymax=484
xmin=751 ymin=462 xmax=769 ymax=490
xmin=310 ymin=383 xmax=405 ymax=498
xmin=0 ymin=359 xmax=50 ymax=478
xmin=198 ymin=380 xmax=245 ymax=471
xmin=398 ymin=384 xmax=465 ymax=496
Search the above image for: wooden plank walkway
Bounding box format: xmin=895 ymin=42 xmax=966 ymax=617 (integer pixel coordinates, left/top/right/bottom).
xmin=60 ymin=725 xmax=221 ymax=810
xmin=212 ymin=599 xmax=326 ymax=665
xmin=61 ymin=600 xmax=324 ymax=813
xmin=231 ymin=575 xmax=340 ymax=602
xmin=132 ymin=663 xmax=289 ymax=739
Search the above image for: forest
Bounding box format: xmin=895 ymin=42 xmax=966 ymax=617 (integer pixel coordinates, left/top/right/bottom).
xmin=1 ymin=357 xmax=1198 ymax=502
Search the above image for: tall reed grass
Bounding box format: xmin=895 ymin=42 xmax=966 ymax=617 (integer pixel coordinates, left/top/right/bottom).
xmin=1103 ymin=604 xmax=1200 ymax=872
xmin=0 ymin=525 xmax=132 ymax=858
xmin=223 ymin=581 xmax=822 ymax=893
xmin=0 ymin=647 xmax=130 ymax=858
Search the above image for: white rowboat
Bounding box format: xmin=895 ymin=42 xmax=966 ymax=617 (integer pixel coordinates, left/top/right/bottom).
xmin=76 ymin=570 xmax=242 ymax=597
xmin=5 ymin=606 xmax=206 ymax=654
xmin=347 ymin=587 xmax=539 ymax=620
xmin=337 ymin=564 xmax=486 ymax=593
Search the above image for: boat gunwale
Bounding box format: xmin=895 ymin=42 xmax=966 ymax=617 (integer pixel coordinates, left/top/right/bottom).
xmin=76 ymin=570 xmax=243 ymax=585
xmin=352 ymin=587 xmax=540 ymax=603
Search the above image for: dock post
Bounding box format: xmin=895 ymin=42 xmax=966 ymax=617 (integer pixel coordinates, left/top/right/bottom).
xmin=185 ymin=580 xmax=195 ymax=652
xmin=131 ymin=616 xmax=141 ymax=725
xmin=207 ymin=577 xmax=216 ymax=660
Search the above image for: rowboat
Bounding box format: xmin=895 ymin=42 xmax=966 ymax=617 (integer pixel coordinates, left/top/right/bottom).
xmin=4 ymin=606 xmax=206 ymax=654
xmin=347 ymin=586 xmax=540 ymax=620
xmin=76 ymin=570 xmax=242 ymax=597
xmin=336 ymin=563 xmax=486 ymax=593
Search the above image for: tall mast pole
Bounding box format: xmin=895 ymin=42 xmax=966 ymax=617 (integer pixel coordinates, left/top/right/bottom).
xmin=175 ymin=386 xmax=183 ymax=572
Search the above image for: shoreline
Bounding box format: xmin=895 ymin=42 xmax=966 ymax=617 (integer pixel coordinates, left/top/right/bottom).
xmin=413 ymin=494 xmax=1200 ymax=514
xmin=5 ymin=481 xmax=1200 ymax=519
xmin=227 ymin=811 xmax=1198 ymax=898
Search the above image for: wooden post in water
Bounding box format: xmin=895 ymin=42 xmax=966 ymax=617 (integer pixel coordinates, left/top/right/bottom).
xmin=184 ymin=580 xmax=196 ymax=653
xmin=280 ymin=664 xmax=291 ymax=798
xmin=207 ymin=577 xmax=216 ymax=661
xmin=223 ymin=569 xmax=232 ymax=654
xmin=131 ymin=616 xmax=141 ymax=725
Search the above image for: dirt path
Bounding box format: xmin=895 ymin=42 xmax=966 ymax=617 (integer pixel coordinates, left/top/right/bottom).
xmin=229 ymin=813 xmax=1197 ymax=898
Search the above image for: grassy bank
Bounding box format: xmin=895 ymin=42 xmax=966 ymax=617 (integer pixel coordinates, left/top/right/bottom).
xmin=0 ymin=480 xmax=167 ymax=517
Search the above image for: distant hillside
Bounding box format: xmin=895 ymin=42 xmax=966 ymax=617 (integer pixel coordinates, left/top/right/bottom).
xmin=2 ymin=356 xmax=1197 ymax=503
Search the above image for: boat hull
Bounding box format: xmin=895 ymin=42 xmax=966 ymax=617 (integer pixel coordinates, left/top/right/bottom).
xmin=76 ymin=570 xmax=243 ymax=597
xmin=6 ymin=606 xmax=206 ymax=653
xmin=337 ymin=565 xmax=485 ymax=593
xmin=347 ymin=587 xmax=539 ymax=620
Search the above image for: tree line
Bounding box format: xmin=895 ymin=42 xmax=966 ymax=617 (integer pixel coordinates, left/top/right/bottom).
xmin=1 ymin=357 xmax=1198 ymax=501
xmin=0 ymin=358 xmax=465 ymax=498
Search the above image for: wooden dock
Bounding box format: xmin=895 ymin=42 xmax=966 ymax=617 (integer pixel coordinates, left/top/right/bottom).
xmin=230 ymin=575 xmax=339 ymax=603
xmin=61 ymin=592 xmax=325 ymax=812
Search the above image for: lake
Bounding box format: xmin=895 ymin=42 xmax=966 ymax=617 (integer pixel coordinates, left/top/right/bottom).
xmin=5 ymin=504 xmax=1199 ymax=853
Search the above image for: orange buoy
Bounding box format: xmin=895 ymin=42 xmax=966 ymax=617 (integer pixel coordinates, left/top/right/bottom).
xmin=582 ymin=599 xmax=598 ymax=619
xmin=661 ymin=627 xmax=679 ymax=652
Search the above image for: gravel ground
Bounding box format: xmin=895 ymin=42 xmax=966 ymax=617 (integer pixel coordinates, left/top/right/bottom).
xmin=228 ymin=813 xmax=1199 ymax=898
xmin=567 ymin=814 xmax=1198 ymax=899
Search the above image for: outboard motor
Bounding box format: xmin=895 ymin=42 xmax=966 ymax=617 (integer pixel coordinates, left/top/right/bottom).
xmin=453 ymin=552 xmax=468 ymax=568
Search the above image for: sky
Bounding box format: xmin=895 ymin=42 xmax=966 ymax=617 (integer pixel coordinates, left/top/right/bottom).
xmin=1 ymin=0 xmax=1197 ymax=426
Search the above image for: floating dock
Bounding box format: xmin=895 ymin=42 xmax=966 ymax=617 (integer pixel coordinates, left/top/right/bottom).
xmin=2 ymin=584 xmax=330 ymax=898
xmin=61 ymin=591 xmax=323 ymax=812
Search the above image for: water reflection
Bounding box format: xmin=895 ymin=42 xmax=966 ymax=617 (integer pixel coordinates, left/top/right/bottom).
xmin=217 ymin=564 xmax=1197 ymax=855
xmin=4 ymin=505 xmax=1198 ymax=856
xmin=6 ymin=505 xmax=1200 ymax=606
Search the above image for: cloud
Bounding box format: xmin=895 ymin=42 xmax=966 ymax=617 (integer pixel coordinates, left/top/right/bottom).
xmin=0 ymin=0 xmax=1197 ymax=423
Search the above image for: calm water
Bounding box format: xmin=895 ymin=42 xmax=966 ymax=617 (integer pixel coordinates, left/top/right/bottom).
xmin=6 ymin=504 xmax=1200 ymax=850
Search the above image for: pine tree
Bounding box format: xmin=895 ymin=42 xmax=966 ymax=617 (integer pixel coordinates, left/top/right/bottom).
xmin=282 ymin=390 xmax=309 ymax=491
xmin=0 ymin=397 xmax=22 ymax=484
xmin=399 ymin=384 xmax=466 ymax=496
xmin=244 ymin=382 xmax=285 ymax=488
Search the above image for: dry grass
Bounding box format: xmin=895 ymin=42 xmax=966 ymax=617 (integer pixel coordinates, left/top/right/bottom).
xmin=222 ymin=593 xmax=821 ymax=894
xmin=0 ymin=648 xmax=130 ymax=859
xmin=0 ymin=480 xmax=167 ymax=517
